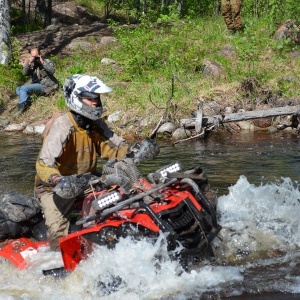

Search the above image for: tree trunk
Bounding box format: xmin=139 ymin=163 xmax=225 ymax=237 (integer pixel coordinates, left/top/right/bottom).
xmin=36 ymin=0 xmax=52 ymax=27
xmin=21 ymin=0 xmax=27 ymax=25
xmin=44 ymin=0 xmax=52 ymax=27
xmin=0 ymin=0 xmax=11 ymax=65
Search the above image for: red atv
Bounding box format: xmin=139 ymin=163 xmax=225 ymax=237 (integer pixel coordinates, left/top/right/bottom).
xmin=0 ymin=158 xmax=221 ymax=275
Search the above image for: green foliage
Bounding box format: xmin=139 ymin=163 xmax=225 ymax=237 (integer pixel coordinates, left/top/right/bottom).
xmin=77 ymin=0 xmax=300 ymax=23
xmin=4 ymin=0 xmax=300 ymax=119
xmin=12 ymin=24 xmax=43 ymax=34
xmin=39 ymin=13 xmax=300 ymax=114
xmin=66 ymin=65 xmax=86 ymax=76
xmin=114 ymin=19 xmax=212 ymax=82
xmin=9 ymin=27 xmax=22 ymax=69
xmin=0 ymin=65 xmax=23 ymax=90
xmin=242 ymin=0 xmax=300 ymax=23
xmin=56 ymin=97 xmax=67 ymax=109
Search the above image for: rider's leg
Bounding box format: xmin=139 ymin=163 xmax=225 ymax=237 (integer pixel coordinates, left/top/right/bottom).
xmin=40 ymin=191 xmax=75 ymax=251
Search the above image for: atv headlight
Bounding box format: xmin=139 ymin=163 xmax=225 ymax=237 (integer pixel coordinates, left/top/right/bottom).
xmin=148 ymin=162 xmax=183 ymax=183
xmin=92 ymin=191 xmax=122 ymax=211
xmin=158 ymin=162 xmax=182 ymax=178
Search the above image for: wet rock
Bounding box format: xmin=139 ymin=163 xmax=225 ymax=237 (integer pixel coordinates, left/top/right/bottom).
xmin=0 ymin=119 xmax=10 ymax=128
xmin=224 ymin=122 xmax=240 ymax=133
xmin=252 ymin=118 xmax=272 ymax=128
xmin=172 ymin=128 xmax=192 ymax=140
xmin=23 ymin=124 xmax=46 ymax=135
xmin=236 ymin=121 xmax=254 ymax=131
xmin=252 ymin=105 xmax=273 ymax=128
xmin=4 ymin=123 xmax=27 ymax=132
xmin=23 ymin=120 xmax=48 ymax=135
xmin=157 ymin=122 xmax=176 ymax=134
xmin=282 ymin=126 xmax=295 ymax=133
xmin=268 ymin=126 xmax=278 ymax=134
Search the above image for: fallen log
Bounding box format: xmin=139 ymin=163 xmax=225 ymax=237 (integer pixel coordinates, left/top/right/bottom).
xmin=180 ymin=105 xmax=300 ymax=128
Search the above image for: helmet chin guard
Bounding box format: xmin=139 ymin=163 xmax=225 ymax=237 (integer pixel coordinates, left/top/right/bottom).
xmin=63 ymin=74 xmax=112 ymax=121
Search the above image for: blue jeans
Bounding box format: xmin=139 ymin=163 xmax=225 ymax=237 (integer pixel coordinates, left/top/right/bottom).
xmin=16 ymin=83 xmax=45 ymax=104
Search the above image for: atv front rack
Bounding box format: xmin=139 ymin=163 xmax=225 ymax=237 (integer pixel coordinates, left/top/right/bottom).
xmin=76 ymin=178 xmax=178 ymax=226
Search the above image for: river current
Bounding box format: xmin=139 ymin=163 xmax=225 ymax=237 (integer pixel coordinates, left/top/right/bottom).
xmin=1 ymin=130 xmax=300 ymax=299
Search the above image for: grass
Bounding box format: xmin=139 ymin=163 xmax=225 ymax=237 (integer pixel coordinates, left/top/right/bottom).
xmin=1 ymin=12 xmax=299 ymax=136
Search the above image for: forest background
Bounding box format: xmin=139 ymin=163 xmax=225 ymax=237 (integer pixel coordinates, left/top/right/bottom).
xmin=0 ymin=0 xmax=299 ymax=137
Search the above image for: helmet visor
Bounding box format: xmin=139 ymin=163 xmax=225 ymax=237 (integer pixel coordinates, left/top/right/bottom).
xmin=79 ymin=92 xmax=102 ymax=107
xmin=80 ymin=91 xmax=100 ymax=99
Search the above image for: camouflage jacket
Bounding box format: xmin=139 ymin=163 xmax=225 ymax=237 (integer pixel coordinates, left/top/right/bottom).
xmin=23 ymin=59 xmax=59 ymax=94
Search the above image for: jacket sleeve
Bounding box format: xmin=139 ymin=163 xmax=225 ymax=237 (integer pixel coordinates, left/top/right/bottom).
xmin=41 ymin=59 xmax=55 ymax=74
xmin=22 ymin=63 xmax=32 ymax=76
xmin=36 ymin=117 xmax=70 ymax=183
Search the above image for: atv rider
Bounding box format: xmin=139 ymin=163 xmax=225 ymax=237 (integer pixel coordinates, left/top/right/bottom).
xmin=34 ymin=74 xmax=130 ymax=251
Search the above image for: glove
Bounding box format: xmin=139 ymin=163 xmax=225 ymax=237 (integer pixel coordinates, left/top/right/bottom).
xmin=128 ymin=138 xmax=160 ymax=163
xmin=52 ymin=173 xmax=93 ymax=199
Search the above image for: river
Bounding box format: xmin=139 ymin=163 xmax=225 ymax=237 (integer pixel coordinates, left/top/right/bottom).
xmin=1 ymin=130 xmax=300 ymax=299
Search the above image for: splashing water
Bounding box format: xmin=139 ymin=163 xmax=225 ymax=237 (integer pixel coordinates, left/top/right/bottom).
xmin=2 ymin=176 xmax=300 ymax=299
xmin=214 ymin=176 xmax=300 ymax=262
xmin=0 ymin=233 xmax=243 ymax=299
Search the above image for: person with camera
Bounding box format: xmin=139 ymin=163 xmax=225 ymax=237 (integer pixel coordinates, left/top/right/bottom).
xmin=14 ymin=47 xmax=59 ymax=117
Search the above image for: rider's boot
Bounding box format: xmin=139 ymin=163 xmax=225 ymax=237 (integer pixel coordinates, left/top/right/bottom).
xmin=12 ymin=100 xmax=32 ymax=117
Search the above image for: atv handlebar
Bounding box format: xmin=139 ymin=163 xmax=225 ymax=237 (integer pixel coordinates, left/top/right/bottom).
xmin=76 ymin=178 xmax=177 ymax=226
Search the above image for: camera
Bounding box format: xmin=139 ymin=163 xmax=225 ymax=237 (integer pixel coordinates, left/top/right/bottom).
xmin=34 ymin=56 xmax=40 ymax=62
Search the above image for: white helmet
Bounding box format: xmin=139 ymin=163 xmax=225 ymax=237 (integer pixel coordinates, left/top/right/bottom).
xmin=63 ymin=74 xmax=112 ymax=121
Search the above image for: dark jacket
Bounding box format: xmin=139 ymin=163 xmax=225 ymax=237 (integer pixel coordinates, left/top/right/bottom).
xmin=23 ymin=59 xmax=59 ymax=94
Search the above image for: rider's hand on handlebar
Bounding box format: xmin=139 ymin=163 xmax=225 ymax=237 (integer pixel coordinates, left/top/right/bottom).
xmin=52 ymin=173 xmax=98 ymax=199
xmin=49 ymin=174 xmax=62 ymax=186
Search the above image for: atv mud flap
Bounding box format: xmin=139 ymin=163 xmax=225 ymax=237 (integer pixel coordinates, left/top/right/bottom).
xmin=0 ymin=237 xmax=49 ymax=269
xmin=59 ymin=228 xmax=95 ymax=271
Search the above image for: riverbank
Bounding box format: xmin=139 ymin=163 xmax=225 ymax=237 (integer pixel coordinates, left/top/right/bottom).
xmin=1 ymin=96 xmax=299 ymax=142
xmin=0 ymin=2 xmax=299 ymax=140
